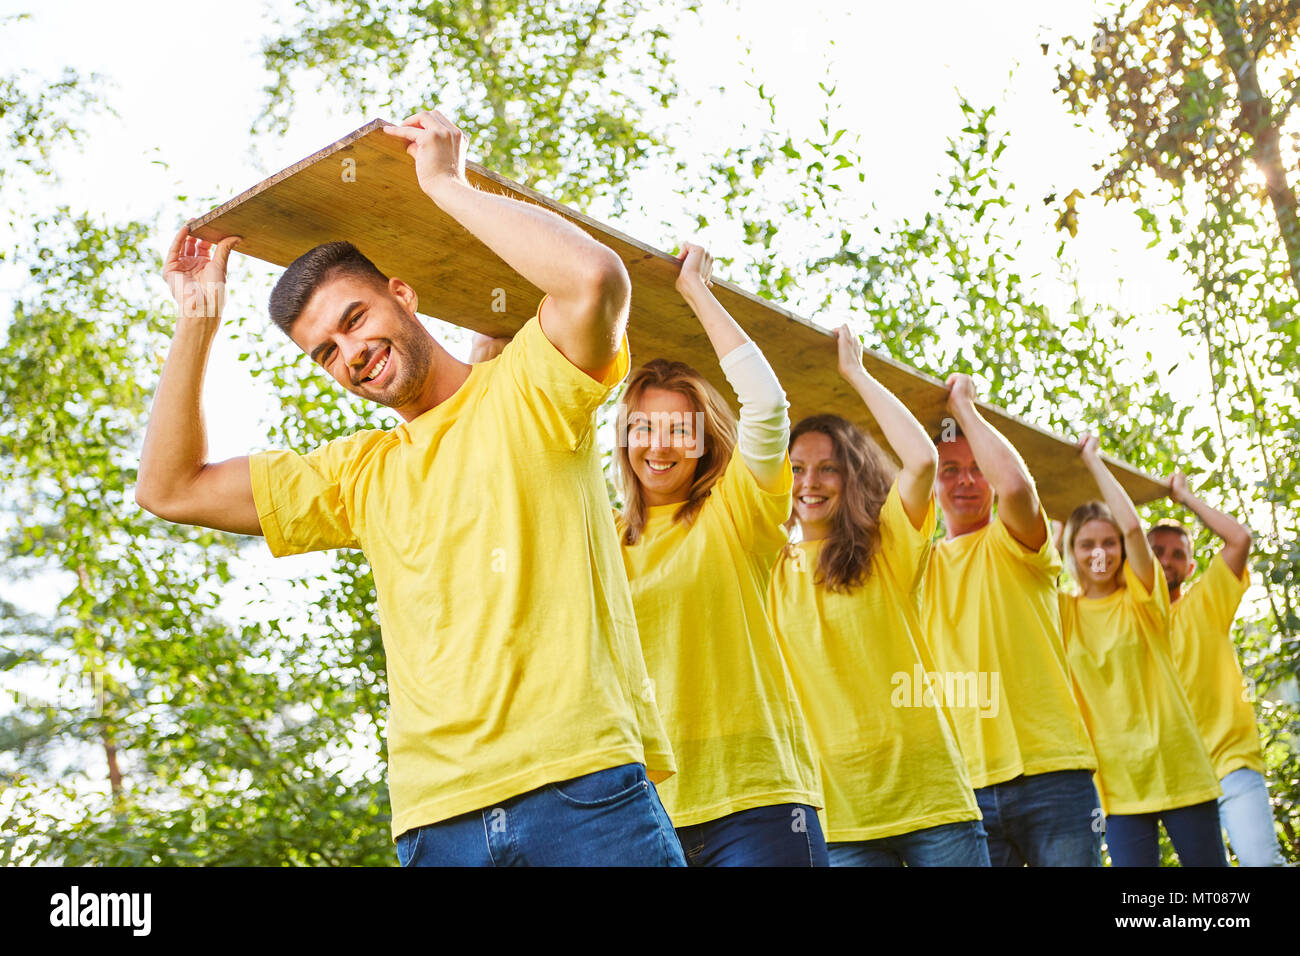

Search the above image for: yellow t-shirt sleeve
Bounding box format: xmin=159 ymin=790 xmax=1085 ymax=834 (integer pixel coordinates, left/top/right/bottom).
xmin=498 ymin=298 xmax=629 ymax=451
xmin=1123 ymin=559 xmax=1172 ymax=644
xmin=249 ymin=430 xmax=384 ymax=556
xmin=1057 ymin=589 xmax=1074 ymax=642
xmin=988 ymin=505 xmax=1060 ymax=580
xmin=878 ymin=480 xmax=936 ymax=593
xmin=1187 ymin=553 xmax=1250 ymax=634
xmin=714 ymin=449 xmax=793 ymax=555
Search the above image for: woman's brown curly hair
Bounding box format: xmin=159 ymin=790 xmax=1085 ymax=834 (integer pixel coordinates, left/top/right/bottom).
xmin=788 ymin=414 xmax=895 ymax=592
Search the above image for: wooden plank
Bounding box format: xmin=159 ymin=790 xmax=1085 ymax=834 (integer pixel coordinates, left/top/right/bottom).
xmin=191 ymin=120 xmax=1170 ymax=519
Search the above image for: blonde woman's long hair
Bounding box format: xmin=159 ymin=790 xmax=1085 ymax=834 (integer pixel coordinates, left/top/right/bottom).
xmin=616 ymin=358 xmax=737 ymax=546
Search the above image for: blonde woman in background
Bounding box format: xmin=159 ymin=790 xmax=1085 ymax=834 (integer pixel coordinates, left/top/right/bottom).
xmin=1060 ymin=434 xmax=1226 ymax=867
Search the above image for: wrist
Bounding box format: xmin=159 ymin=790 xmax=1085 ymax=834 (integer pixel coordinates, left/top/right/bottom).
xmin=175 ymin=311 xmax=223 ymax=333
xmin=841 ymin=364 xmax=871 ymax=389
xmin=676 ymin=275 xmax=710 ymax=303
xmin=421 ymin=172 xmax=472 ymax=208
xmin=946 ymin=395 xmax=975 ymax=424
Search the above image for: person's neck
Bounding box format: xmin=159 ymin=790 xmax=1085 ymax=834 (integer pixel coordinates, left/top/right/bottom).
xmin=398 ymin=347 xmax=472 ymax=422
xmin=798 ymin=520 xmax=831 ymax=542
xmin=1168 ymin=582 xmax=1183 ymax=602
xmin=943 ymin=509 xmax=992 ymax=541
xmin=644 ymin=490 xmax=689 ymax=508
xmin=1080 ymin=576 xmax=1120 ymax=599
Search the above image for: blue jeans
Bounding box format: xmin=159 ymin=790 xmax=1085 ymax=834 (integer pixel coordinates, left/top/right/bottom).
xmin=1106 ymin=799 xmax=1228 ymax=867
xmin=395 ymin=763 xmax=686 ymax=866
xmin=674 ymin=803 xmax=829 ymax=866
xmin=828 ymin=820 xmax=991 ymax=867
xmin=1218 ymin=768 xmax=1285 ymax=867
xmin=975 ymin=769 xmax=1103 ymax=866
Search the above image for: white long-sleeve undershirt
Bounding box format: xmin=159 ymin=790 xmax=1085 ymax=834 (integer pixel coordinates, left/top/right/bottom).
xmin=719 ymin=341 xmax=790 ymax=488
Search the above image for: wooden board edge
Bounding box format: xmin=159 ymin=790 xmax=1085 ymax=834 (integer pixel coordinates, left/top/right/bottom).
xmin=188 ymin=123 xmax=1171 ymax=506
xmin=189 ymin=118 xmax=394 ymax=231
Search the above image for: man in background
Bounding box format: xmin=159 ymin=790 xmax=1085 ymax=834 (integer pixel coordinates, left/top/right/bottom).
xmin=1150 ymin=473 xmax=1284 ymax=866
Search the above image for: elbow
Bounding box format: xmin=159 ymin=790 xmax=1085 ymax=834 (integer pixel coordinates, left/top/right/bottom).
xmin=134 ymin=480 xmax=157 ymax=515
xmin=135 ymin=480 xmax=180 ymax=523
xmin=134 ymin=484 xmax=167 ymax=520
xmin=908 ymin=449 xmax=938 ymax=488
xmin=584 ymin=250 xmax=631 ymax=315
xmin=1000 ymin=479 xmax=1038 ymax=516
xmin=1118 ymin=517 xmax=1144 ymax=542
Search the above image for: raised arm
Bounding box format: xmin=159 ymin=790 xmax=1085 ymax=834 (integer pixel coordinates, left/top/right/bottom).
xmin=382 ymin=111 xmax=629 ymax=378
xmin=468 ymin=332 xmax=510 ymax=363
xmin=135 ymin=226 xmax=262 ymax=536
xmin=1169 ymin=470 xmax=1252 ymax=577
xmin=944 ymin=373 xmax=1045 ymax=550
xmin=835 ymin=325 xmax=936 ymax=527
xmin=674 ymin=242 xmax=788 ymax=492
xmin=1079 ymin=433 xmax=1154 ymax=590
xmin=1051 ymin=518 xmax=1066 ymax=557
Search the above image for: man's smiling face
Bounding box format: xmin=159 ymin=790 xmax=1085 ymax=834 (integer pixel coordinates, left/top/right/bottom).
xmin=290 ymin=272 xmax=434 ymax=417
xmin=936 ymin=434 xmax=994 ymax=532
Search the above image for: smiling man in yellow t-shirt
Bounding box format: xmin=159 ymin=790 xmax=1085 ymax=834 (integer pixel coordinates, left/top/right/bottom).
xmin=921 ymin=374 xmax=1101 ymax=866
xmin=136 ymin=110 xmax=682 ymax=866
xmin=1148 ymin=473 xmax=1284 ymax=867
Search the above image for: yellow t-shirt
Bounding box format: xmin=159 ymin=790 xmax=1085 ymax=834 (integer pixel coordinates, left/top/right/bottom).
xmin=1060 ymin=561 xmax=1222 ymax=815
xmin=249 ymin=311 xmax=675 ymax=840
xmin=768 ymin=483 xmax=980 ymax=842
xmin=618 ymin=451 xmax=821 ymax=827
xmin=921 ymin=511 xmax=1096 ymax=788
xmin=1170 ymin=554 xmax=1264 ymax=779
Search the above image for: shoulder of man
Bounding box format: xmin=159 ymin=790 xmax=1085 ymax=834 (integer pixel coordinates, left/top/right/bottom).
xmin=988 ymin=506 xmax=1060 ymax=576
xmin=1177 ymin=550 xmax=1249 ymax=621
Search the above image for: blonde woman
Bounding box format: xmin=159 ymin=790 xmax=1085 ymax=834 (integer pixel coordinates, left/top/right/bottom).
xmin=1060 ymin=435 xmax=1226 ymax=867
xmin=616 ymin=243 xmax=824 ymax=866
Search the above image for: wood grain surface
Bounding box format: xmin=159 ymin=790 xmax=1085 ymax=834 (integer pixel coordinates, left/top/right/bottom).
xmin=191 ymin=119 xmax=1169 ymax=519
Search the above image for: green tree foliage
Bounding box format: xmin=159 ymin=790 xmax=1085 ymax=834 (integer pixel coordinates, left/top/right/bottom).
xmin=1054 ymin=0 xmax=1300 ymax=296
xmin=1053 ymin=1 xmax=1300 ymax=861
xmin=259 ymin=0 xmax=699 ymax=210
xmin=0 ymin=50 xmax=100 ymax=196
xmin=0 ymin=213 xmax=393 ymax=865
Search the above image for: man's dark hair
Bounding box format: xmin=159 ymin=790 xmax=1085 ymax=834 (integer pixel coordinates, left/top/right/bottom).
xmin=268 ymin=241 xmax=390 ymax=336
xmin=1148 ymin=517 xmax=1192 ymax=544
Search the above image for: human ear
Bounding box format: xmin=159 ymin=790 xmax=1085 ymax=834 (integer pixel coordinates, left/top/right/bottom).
xmin=390 ymin=277 xmax=418 ymax=315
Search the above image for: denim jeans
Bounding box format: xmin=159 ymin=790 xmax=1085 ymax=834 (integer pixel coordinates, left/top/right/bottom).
xmin=1106 ymin=799 xmax=1228 ymax=867
xmin=974 ymin=769 xmax=1103 ymax=866
xmin=827 ymin=819 xmax=991 ymax=867
xmin=1218 ymin=768 xmax=1286 ymax=867
xmin=674 ymin=803 xmax=829 ymax=866
xmin=395 ymin=762 xmax=686 ymax=866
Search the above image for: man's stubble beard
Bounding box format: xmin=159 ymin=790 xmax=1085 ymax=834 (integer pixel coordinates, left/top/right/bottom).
xmin=372 ymin=324 xmax=436 ymax=411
